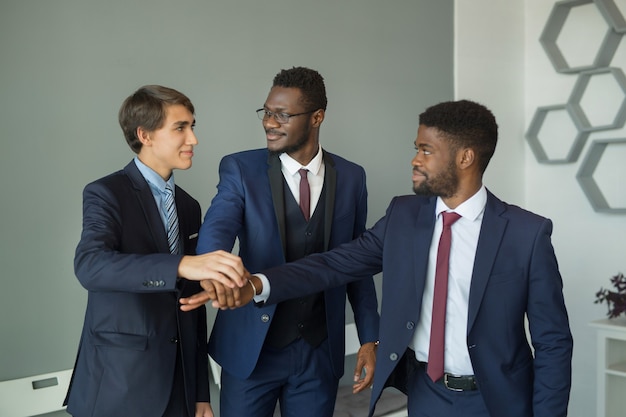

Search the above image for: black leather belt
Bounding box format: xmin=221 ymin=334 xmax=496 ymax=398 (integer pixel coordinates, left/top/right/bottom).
xmin=438 ymin=373 xmax=478 ymax=391
xmin=417 ymin=361 xmax=478 ymax=391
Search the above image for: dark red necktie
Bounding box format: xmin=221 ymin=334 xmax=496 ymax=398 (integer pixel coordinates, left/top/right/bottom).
xmin=298 ymin=169 xmax=310 ymax=221
xmin=427 ymin=211 xmax=462 ymax=382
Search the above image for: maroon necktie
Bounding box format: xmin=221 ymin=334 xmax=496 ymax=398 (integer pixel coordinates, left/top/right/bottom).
xmin=427 ymin=211 xmax=462 ymax=382
xmin=298 ymin=169 xmax=310 ymax=221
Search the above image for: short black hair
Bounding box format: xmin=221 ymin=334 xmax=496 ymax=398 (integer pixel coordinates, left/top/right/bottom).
xmin=272 ymin=67 xmax=327 ymax=111
xmin=419 ymin=99 xmax=498 ymax=173
xmin=118 ymin=85 xmax=194 ymax=154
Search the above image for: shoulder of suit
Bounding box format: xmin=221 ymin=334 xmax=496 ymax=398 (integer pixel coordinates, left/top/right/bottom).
xmin=86 ymin=168 xmax=130 ymax=190
xmin=393 ymin=194 xmax=429 ymax=204
xmin=389 ymin=195 xmax=435 ymax=214
xmin=486 ymin=191 xmax=549 ymax=224
xmin=321 ymin=149 xmax=364 ymax=171
xmin=500 ymin=202 xmax=548 ymax=223
xmin=224 ymin=148 xmax=268 ymax=160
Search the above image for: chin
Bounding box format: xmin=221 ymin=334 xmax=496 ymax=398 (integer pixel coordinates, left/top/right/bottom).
xmin=267 ymin=142 xmax=285 ymax=154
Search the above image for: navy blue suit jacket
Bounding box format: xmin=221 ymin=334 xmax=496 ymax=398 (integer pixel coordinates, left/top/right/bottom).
xmin=197 ymin=148 xmax=380 ymax=380
xmin=65 ymin=161 xmax=209 ymax=417
xmin=262 ymin=191 xmax=573 ymax=417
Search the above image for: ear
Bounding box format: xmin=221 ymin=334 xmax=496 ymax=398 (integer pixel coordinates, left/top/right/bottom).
xmin=458 ymin=148 xmax=475 ymax=169
xmin=137 ymin=126 xmax=151 ymax=146
xmin=311 ymin=109 xmax=325 ymax=128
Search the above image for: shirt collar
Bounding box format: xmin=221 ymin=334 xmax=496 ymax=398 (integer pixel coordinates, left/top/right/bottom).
xmin=279 ymin=145 xmax=323 ymax=175
xmin=134 ymin=157 xmax=175 ymax=194
xmin=435 ymin=185 xmax=487 ymax=221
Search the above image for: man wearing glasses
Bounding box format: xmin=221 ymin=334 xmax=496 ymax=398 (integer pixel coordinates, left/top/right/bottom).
xmin=196 ymin=67 xmax=380 ymax=417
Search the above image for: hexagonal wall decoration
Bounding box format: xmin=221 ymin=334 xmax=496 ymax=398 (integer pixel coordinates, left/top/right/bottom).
xmin=576 ymin=138 xmax=626 ymax=213
xmin=540 ymin=0 xmax=622 ymax=73
xmin=595 ymin=0 xmax=626 ymax=33
xmin=526 ymin=104 xmax=590 ymax=163
xmin=531 ymin=0 xmax=626 ymax=214
xmin=568 ymin=67 xmax=626 ymax=131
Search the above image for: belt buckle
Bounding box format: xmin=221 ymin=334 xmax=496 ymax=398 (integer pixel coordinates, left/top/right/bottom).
xmin=443 ymin=373 xmax=463 ymax=392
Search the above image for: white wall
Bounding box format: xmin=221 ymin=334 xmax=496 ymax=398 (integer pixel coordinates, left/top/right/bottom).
xmin=526 ymin=1 xmax=626 ymax=416
xmin=455 ymin=0 xmax=526 ymax=206
xmin=457 ymin=1 xmax=626 ymax=416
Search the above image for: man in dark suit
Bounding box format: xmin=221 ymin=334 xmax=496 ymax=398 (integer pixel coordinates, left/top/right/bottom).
xmin=195 ymin=67 xmax=380 ymax=417
xmin=185 ymin=99 xmax=573 ymax=417
xmin=64 ymin=85 xmax=244 ymax=417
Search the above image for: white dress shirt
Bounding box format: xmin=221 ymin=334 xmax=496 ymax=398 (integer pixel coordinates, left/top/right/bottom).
xmin=411 ymin=186 xmax=487 ymax=376
xmin=279 ymin=146 xmax=324 ymax=220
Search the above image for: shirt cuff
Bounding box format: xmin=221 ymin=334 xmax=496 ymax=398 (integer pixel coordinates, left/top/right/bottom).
xmin=253 ymin=273 xmax=270 ymax=303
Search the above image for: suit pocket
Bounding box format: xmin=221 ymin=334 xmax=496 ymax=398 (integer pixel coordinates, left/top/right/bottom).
xmin=186 ymin=231 xmax=199 ymax=255
xmin=92 ymin=331 xmax=148 ymax=351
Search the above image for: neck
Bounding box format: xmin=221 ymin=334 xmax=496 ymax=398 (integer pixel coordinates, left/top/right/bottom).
xmin=441 ymin=180 xmax=482 ymax=209
xmin=289 ymin=140 xmax=320 ymax=166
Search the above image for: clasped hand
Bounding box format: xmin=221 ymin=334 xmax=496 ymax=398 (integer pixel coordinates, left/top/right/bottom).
xmin=177 ymin=250 xmax=256 ymax=311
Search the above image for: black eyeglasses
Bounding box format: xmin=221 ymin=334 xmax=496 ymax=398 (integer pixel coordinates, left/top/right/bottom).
xmin=256 ymin=108 xmax=316 ymax=124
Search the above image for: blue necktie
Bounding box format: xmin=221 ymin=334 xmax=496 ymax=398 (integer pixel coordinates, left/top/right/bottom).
xmin=164 ymin=184 xmax=180 ymax=255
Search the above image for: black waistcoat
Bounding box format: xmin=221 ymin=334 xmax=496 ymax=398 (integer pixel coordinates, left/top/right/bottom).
xmin=265 ymin=182 xmax=328 ymax=349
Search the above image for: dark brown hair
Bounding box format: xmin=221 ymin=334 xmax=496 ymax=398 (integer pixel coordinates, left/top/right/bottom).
xmin=118 ymin=85 xmax=194 ymax=153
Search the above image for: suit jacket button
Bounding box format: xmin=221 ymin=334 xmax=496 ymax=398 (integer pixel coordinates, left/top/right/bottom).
xmin=261 ymin=314 xmax=270 ymax=323
xmin=389 ymin=353 xmax=398 ymax=361
xmin=170 ymin=337 xmax=178 ymax=343
xmin=406 ymin=321 xmax=415 ymax=330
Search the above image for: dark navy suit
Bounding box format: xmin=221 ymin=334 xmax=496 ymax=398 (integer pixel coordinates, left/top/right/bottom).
xmin=262 ymin=191 xmax=573 ymax=417
xmin=65 ymin=161 xmax=209 ymax=417
xmin=197 ymin=148 xmax=380 ymax=415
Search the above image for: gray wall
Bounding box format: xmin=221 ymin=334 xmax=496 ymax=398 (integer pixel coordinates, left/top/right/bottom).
xmin=0 ymin=0 xmax=453 ymax=404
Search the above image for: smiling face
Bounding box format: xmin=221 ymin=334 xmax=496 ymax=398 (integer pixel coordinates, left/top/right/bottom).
xmin=411 ymin=125 xmax=460 ymax=199
xmin=137 ymin=104 xmax=197 ymax=180
xmin=262 ymin=86 xmax=322 ymax=162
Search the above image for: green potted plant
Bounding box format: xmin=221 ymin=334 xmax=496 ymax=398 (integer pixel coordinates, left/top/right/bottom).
xmin=595 ymin=272 xmax=626 ymax=318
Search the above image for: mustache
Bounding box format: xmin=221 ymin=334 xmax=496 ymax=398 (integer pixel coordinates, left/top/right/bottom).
xmin=413 ymin=167 xmax=427 ymax=177
xmin=265 ymin=129 xmax=284 ymax=136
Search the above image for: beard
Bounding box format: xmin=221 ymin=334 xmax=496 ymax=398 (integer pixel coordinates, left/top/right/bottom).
xmin=412 ymin=161 xmax=459 ymax=199
xmin=267 ymin=125 xmax=312 ymax=156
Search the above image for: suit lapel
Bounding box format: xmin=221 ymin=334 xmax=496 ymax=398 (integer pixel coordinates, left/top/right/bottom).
xmin=414 ymin=198 xmax=437 ymax=304
xmin=124 ymin=161 xmax=170 ymax=254
xmin=174 ymin=188 xmax=188 ymax=253
xmin=268 ymin=153 xmax=287 ymax=257
xmin=467 ymin=191 xmax=508 ymax=332
xmin=322 ymin=150 xmax=336 ymax=251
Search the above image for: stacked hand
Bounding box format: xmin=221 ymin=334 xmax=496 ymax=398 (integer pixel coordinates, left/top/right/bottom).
xmin=177 ymin=250 xmax=258 ymax=311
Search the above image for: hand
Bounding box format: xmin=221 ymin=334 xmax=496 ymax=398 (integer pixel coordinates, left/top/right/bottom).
xmin=179 ymin=270 xmax=258 ymax=311
xmin=195 ymin=402 xmax=213 ymax=417
xmin=352 ymin=341 xmax=377 ymax=393
xmin=178 ymin=250 xmax=246 ymax=288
